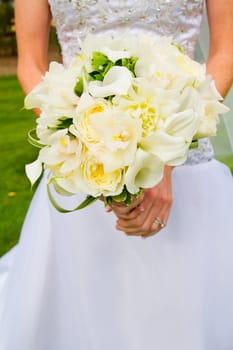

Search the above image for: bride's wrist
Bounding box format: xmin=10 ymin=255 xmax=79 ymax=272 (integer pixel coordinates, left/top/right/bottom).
xmin=164 ymin=165 xmax=174 ymax=175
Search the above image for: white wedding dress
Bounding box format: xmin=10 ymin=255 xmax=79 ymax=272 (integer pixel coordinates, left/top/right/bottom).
xmin=1 ymin=1 xmax=233 ymax=349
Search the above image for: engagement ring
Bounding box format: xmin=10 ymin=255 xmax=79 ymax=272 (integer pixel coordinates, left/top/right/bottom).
xmin=154 ymin=217 xmax=166 ymax=229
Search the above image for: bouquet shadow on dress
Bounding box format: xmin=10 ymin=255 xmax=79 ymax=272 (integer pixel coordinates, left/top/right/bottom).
xmin=24 ymin=33 xmax=229 ymax=212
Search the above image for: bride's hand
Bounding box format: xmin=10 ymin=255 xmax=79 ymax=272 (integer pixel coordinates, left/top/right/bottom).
xmin=110 ymin=166 xmax=173 ymax=238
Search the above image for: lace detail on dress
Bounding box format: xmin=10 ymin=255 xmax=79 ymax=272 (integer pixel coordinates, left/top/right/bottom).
xmin=186 ymin=138 xmax=214 ymax=165
xmin=49 ymin=0 xmax=204 ymax=65
xmin=48 ymin=0 xmax=214 ymax=165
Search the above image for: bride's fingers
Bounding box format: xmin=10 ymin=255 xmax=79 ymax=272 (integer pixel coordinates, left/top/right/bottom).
xmin=141 ymin=203 xmax=170 ymax=238
xmin=147 ymin=199 xmax=169 ymax=230
xmin=115 ymin=180 xmax=173 ymax=236
xmin=117 ymin=198 xmax=170 ymax=236
xmin=111 ymin=193 xmax=145 ymax=218
xmin=141 ymin=226 xmax=160 ymax=239
xmin=116 ymin=200 xmax=153 ymax=233
xmin=140 ymin=220 xmax=165 ymax=239
xmin=114 ymin=202 xmax=145 ymax=220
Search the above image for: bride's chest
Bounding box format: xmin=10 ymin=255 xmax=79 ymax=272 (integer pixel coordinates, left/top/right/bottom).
xmin=49 ymin=0 xmax=204 ymax=33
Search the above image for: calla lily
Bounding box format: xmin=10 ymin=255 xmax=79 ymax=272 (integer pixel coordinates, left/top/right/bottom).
xmin=25 ymin=158 xmax=43 ymax=186
xmin=88 ymin=66 xmax=133 ymax=97
xmin=101 ymin=47 xmax=131 ymax=62
xmin=75 ymin=93 xmax=96 ymax=114
xmin=141 ymin=110 xmax=199 ymax=165
xmin=141 ymin=131 xmax=189 ymax=166
xmin=24 ymin=81 xmax=46 ymax=110
xmin=164 ymin=109 xmax=199 ymax=139
xmin=125 ymin=149 xmax=164 ymax=194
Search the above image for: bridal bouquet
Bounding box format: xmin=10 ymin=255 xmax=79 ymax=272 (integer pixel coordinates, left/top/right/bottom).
xmin=25 ymin=33 xmax=228 ymax=211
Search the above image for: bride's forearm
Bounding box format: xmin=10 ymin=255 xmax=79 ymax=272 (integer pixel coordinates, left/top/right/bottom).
xmin=15 ymin=0 xmax=51 ymax=95
xmin=206 ymin=51 xmax=233 ymax=98
xmin=17 ymin=63 xmax=47 ymax=96
xmin=206 ymin=0 xmax=233 ymax=98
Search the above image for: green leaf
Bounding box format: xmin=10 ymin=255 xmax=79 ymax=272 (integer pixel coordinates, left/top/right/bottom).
xmin=101 ymin=60 xmax=115 ymax=76
xmin=171 ymin=41 xmax=184 ymax=53
xmin=28 ymin=129 xmax=45 ymax=149
xmin=189 ymin=140 xmax=198 ymax=149
xmin=91 ymin=52 xmax=110 ymax=70
xmin=89 ymin=70 xmax=104 ymax=81
xmin=104 ymin=196 xmax=112 ymax=207
xmin=104 ymin=187 xmax=143 ymax=206
xmin=134 ymin=188 xmax=143 ymax=199
xmin=115 ymin=57 xmax=138 ymax=76
xmin=47 ymin=180 xmax=99 ymax=213
xmin=89 ymin=51 xmax=115 ymax=81
xmin=125 ymin=191 xmax=133 ymax=205
xmin=74 ymin=76 xmax=84 ymax=96
xmin=57 ymin=117 xmax=73 ymax=129
xmin=48 ymin=117 xmax=73 ymax=131
xmin=111 ymin=190 xmax=128 ymax=203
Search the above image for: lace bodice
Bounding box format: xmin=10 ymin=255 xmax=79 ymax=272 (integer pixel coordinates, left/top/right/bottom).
xmin=48 ymin=0 xmax=214 ymax=165
xmin=49 ymin=0 xmax=204 ymax=66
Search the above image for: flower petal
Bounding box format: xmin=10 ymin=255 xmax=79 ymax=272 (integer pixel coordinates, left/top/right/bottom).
xmin=141 ymin=131 xmax=189 ymax=165
xmin=165 ymin=110 xmax=198 ymax=140
xmin=25 ymin=158 xmax=43 ymax=186
xmin=125 ymin=149 xmax=164 ymax=194
xmin=101 ymin=47 xmax=131 ymax=62
xmin=88 ymin=66 xmax=133 ymax=97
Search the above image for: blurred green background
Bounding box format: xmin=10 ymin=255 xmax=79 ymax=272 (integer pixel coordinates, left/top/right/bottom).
xmin=0 ymin=0 xmax=61 ymax=256
xmin=0 ymin=1 xmax=232 ymax=257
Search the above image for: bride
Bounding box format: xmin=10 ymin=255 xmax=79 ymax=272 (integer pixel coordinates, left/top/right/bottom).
xmin=0 ymin=1 xmax=233 ymax=349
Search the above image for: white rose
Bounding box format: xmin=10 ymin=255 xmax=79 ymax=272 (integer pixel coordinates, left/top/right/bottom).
xmin=71 ymin=95 xmax=142 ymax=172
xmin=71 ymin=94 xmax=112 ymax=147
xmin=57 ymin=154 xmax=125 ymax=197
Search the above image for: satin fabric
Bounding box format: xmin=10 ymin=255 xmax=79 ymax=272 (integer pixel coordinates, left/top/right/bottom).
xmin=1 ymin=160 xmax=233 ymax=349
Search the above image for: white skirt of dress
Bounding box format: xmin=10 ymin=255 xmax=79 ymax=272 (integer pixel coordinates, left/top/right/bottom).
xmin=0 ymin=159 xmax=233 ymax=350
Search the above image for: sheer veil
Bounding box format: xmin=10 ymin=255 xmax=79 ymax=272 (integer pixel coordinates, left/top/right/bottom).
xmin=195 ymin=6 xmax=233 ymax=158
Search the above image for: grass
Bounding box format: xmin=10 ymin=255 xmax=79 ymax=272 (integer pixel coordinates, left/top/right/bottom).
xmin=0 ymin=75 xmax=233 ymax=257
xmin=218 ymin=155 xmax=233 ymax=174
xmin=0 ymin=75 xmax=38 ymax=256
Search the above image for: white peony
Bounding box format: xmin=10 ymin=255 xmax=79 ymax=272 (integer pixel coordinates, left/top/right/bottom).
xmin=39 ymin=129 xmax=82 ymax=174
xmin=25 ymin=61 xmax=80 ymax=117
xmin=71 ymin=94 xmax=142 ymax=172
xmin=194 ymin=78 xmax=230 ymax=138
